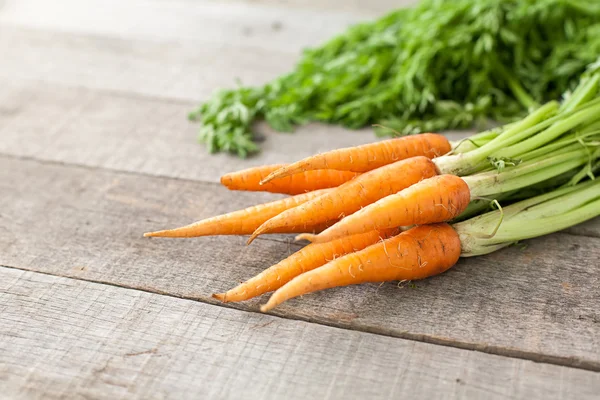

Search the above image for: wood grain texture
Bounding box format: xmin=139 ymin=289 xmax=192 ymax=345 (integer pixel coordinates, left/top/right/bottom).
xmin=0 ymin=0 xmax=407 ymax=100
xmin=0 ymin=78 xmax=468 ymax=182
xmin=1 ymin=155 xmax=599 ymax=369
xmin=0 ymin=24 xmax=298 ymax=102
xmin=3 ymin=267 xmax=599 ymax=400
xmin=0 ymin=0 xmax=371 ymax=53
xmin=166 ymin=0 xmax=413 ymax=15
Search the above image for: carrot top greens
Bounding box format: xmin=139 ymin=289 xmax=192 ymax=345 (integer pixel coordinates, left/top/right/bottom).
xmin=189 ymin=0 xmax=600 ymax=157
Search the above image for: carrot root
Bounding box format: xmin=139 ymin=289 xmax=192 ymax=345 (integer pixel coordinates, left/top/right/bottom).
xmin=143 ymin=189 xmax=331 ymax=238
xmin=261 ymin=223 xmax=461 ymax=312
xmin=221 ymin=164 xmax=360 ymax=195
xmin=248 ymin=156 xmax=438 ymax=243
xmin=260 ymin=133 xmax=451 ymax=184
xmin=295 ymin=233 xmax=316 ymax=242
xmin=214 ymin=229 xmax=399 ymax=303
xmin=307 ymin=174 xmax=471 ymax=243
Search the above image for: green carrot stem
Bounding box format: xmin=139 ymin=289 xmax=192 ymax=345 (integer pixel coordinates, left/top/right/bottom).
xmin=434 ymin=101 xmax=559 ymax=175
xmin=464 ymin=147 xmax=597 ymax=197
xmin=484 ymin=199 xmax=599 ymax=244
xmin=450 ymin=127 xmax=507 ymax=153
xmin=486 ymin=73 xmax=600 ymax=157
xmin=564 ymin=161 xmax=600 ymax=187
xmin=516 ymin=181 xmax=600 ymax=220
xmin=469 ymin=101 xmax=560 ymax=150
xmin=520 ymin=129 xmax=600 ymax=162
xmin=437 ymin=91 xmax=600 ymax=176
xmin=496 ymin=103 xmax=600 ymax=158
xmin=455 ymin=180 xmax=600 ymax=256
xmin=560 ymin=73 xmax=600 ymax=113
xmin=458 ymin=242 xmax=512 ymax=257
xmin=458 ymin=180 xmax=594 ymax=230
xmin=452 ymin=191 xmax=516 ymax=222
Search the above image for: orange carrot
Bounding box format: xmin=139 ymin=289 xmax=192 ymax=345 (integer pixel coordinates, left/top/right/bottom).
xmin=260 ymin=134 xmax=451 ymax=184
xmin=300 ymin=174 xmax=470 ymax=243
xmin=213 ymin=228 xmax=399 ymax=303
xmin=261 ymin=223 xmax=460 ymax=312
xmin=247 ymin=156 xmax=438 ymax=244
xmin=143 ymin=189 xmax=334 ymax=238
xmin=220 ymin=164 xmax=360 ymax=195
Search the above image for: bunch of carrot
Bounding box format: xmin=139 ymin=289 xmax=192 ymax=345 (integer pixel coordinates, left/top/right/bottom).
xmin=145 ymin=70 xmax=600 ymax=311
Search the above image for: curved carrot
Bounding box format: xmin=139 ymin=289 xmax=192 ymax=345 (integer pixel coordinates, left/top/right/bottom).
xmin=143 ymin=189 xmax=334 ymax=238
xmin=261 ymin=223 xmax=461 ymax=312
xmin=260 ymin=134 xmax=451 ymax=184
xmin=221 ymin=164 xmax=360 ymax=195
xmin=247 ymin=156 xmax=438 ymax=244
xmin=213 ymin=228 xmax=399 ymax=303
xmin=300 ymin=175 xmax=470 ymax=243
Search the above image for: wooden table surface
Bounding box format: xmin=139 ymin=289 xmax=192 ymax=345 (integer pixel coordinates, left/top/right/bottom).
xmin=1 ymin=0 xmax=599 ymax=398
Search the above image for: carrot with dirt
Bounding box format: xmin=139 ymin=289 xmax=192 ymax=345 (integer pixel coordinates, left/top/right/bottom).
xmin=261 ymin=179 xmax=600 ymax=311
xmin=220 ymin=164 xmax=360 ymax=195
xmin=213 ymin=228 xmax=399 ymax=303
xmin=144 ymin=189 xmax=335 ymax=238
xmin=247 ymin=156 xmax=438 ymax=243
xmin=259 ymin=133 xmax=452 ymax=184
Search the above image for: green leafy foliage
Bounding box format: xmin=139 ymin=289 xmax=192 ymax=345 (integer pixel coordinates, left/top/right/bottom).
xmin=190 ymin=0 xmax=600 ymax=157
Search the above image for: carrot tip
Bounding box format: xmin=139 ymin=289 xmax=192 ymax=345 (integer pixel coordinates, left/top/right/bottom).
xmin=143 ymin=231 xmax=158 ymax=237
xmin=259 ymin=168 xmax=286 ymax=185
xmin=295 ymin=233 xmax=317 ymax=242
xmin=259 ymin=304 xmax=271 ymax=313
xmin=247 ymin=225 xmax=267 ymax=244
xmin=212 ymin=293 xmax=227 ymax=302
xmin=259 ymin=177 xmax=272 ymax=185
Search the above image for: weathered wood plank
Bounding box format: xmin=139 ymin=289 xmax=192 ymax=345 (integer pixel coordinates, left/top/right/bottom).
xmin=3 ymin=267 xmax=598 ymax=400
xmin=0 ymin=0 xmax=372 ymax=53
xmin=0 ymin=0 xmax=409 ymax=102
xmin=1 ymin=156 xmax=599 ymax=369
xmin=0 ymin=78 xmax=467 ymax=182
xmin=0 ymin=25 xmax=298 ymax=102
xmin=0 ymin=27 xmax=393 ymax=178
xmin=168 ymin=0 xmax=409 ymax=15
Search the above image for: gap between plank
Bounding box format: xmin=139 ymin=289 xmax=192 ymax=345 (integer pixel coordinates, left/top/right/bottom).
xmin=2 ymin=262 xmax=598 ymax=373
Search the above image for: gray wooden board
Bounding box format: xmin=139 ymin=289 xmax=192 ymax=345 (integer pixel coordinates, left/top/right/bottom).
xmin=0 ymin=77 xmax=468 ymax=183
xmin=1 ymin=156 xmax=599 ymax=370
xmin=3 ymin=267 xmax=599 ymax=400
xmin=0 ymin=0 xmax=372 ymax=53
xmin=155 ymin=0 xmax=413 ymax=15
xmin=0 ymin=25 xmax=298 ymax=102
xmin=0 ymin=0 xmax=409 ymax=101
